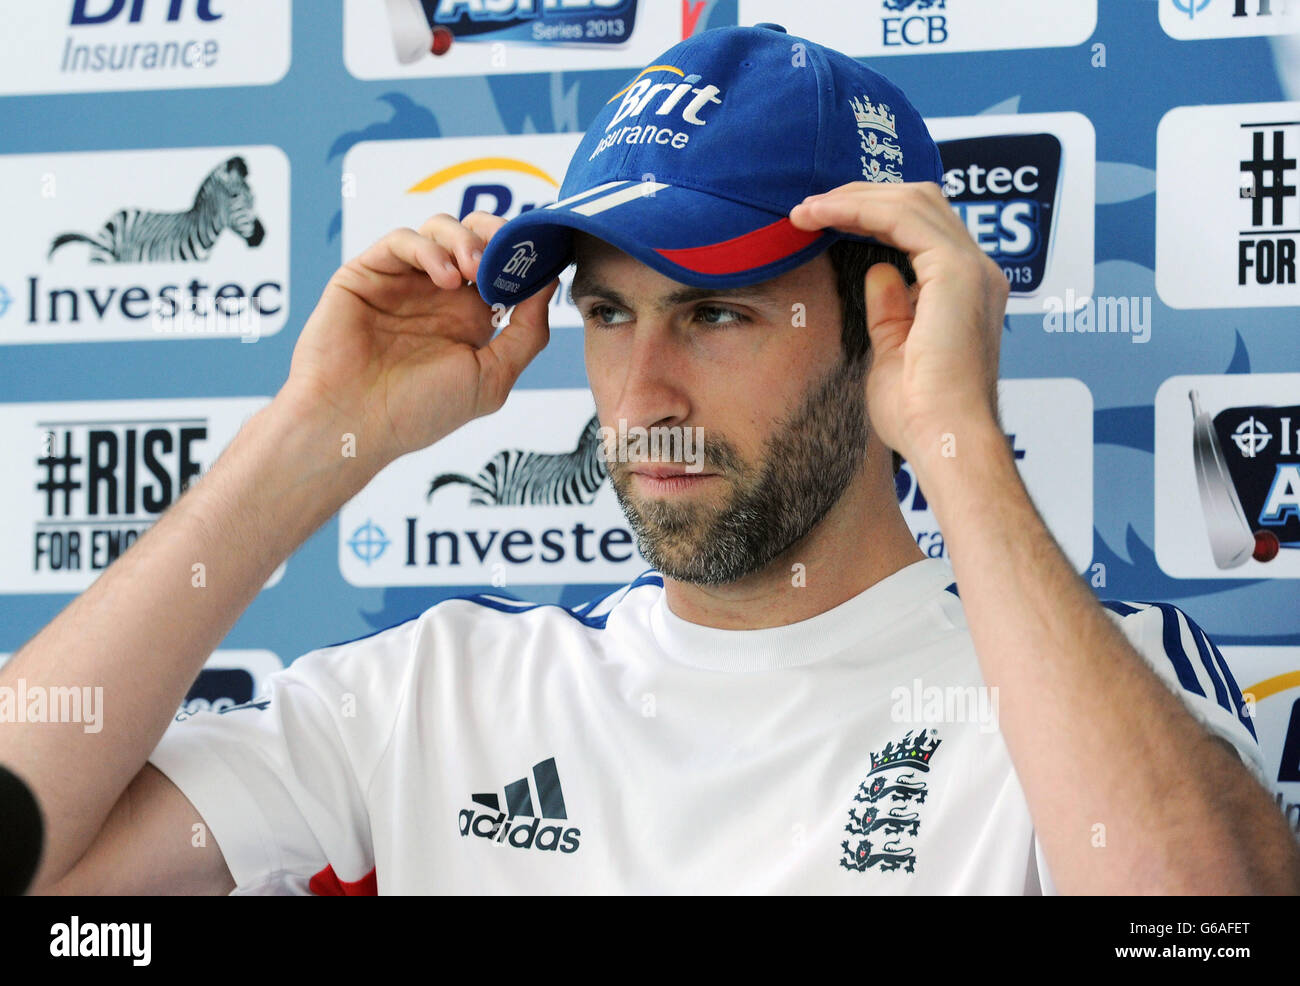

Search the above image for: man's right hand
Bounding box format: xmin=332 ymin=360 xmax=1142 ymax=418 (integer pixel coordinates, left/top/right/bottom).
xmin=282 ymin=211 xmax=559 ymax=469
xmin=9 ymin=211 xmax=559 ymax=895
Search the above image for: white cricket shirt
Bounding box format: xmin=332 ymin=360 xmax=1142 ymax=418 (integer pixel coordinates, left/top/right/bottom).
xmin=147 ymin=557 xmax=1266 ymax=894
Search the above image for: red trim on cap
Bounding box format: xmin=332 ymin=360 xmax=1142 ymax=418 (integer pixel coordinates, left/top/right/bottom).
xmin=309 ymin=864 xmax=378 ymax=895
xmin=653 ymin=217 xmax=822 ymax=275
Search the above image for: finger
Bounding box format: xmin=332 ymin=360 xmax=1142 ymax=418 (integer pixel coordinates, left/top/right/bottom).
xmin=417 ymin=213 xmax=490 ymax=280
xmin=356 ymin=227 xmax=464 ymax=290
xmin=476 ymin=278 xmax=558 ymax=411
xmin=789 ymin=184 xmax=971 ymax=262
xmin=460 ymin=210 xmax=507 ymax=246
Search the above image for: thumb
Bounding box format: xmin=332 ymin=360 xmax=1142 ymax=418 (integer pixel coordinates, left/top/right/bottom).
xmin=477 ymin=278 xmax=558 ymax=406
xmin=864 ymin=262 xmax=915 ymax=362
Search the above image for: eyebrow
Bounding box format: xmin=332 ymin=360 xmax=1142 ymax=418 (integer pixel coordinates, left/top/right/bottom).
xmin=567 ymin=268 xmax=781 ymax=313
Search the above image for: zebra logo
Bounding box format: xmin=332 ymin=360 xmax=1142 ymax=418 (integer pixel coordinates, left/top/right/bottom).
xmin=47 ymin=156 xmax=265 ymax=263
xmin=427 ymin=415 xmax=608 ymax=506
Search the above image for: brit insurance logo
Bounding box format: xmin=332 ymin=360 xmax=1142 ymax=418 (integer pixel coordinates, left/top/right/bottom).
xmin=839 ymin=729 xmax=941 ymax=875
xmin=459 ymin=756 xmax=581 ymax=853
xmin=1158 ymin=102 xmax=1299 ymax=309
xmin=586 ymin=63 xmax=724 ymax=165
xmin=341 ymin=134 xmax=585 ymax=329
xmin=338 ymin=389 xmax=645 ymax=587
xmin=1156 ymin=374 xmax=1300 ymax=578
xmin=0 ymin=146 xmax=289 ymax=346
xmin=0 ymin=0 xmax=289 ymax=96
xmin=736 ymin=0 xmax=1095 ymax=55
xmin=928 ymin=113 xmax=1094 ymax=314
xmin=1221 ymin=647 xmax=1300 ymax=840
xmin=0 ymin=397 xmax=281 ymax=594
xmin=1162 ymin=0 xmax=1298 ymax=39
xmin=345 ymin=0 xmax=680 ymax=80
xmin=898 ymin=379 xmax=1094 ymax=574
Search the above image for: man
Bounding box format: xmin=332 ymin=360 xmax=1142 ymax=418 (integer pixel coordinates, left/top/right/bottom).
xmin=6 ymin=24 xmax=1297 ymax=895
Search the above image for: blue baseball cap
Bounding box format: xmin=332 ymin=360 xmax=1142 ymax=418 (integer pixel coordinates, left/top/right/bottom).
xmin=475 ymin=22 xmax=943 ymax=307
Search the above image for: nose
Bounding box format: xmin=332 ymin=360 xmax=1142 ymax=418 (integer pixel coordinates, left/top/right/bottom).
xmin=598 ymin=319 xmax=691 ymax=435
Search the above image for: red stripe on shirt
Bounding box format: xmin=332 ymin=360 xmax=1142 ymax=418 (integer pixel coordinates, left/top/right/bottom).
xmin=309 ymin=864 xmax=377 ymax=896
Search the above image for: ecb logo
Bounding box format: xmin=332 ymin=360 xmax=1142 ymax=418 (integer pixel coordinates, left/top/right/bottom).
xmin=881 ymin=0 xmax=949 ymax=47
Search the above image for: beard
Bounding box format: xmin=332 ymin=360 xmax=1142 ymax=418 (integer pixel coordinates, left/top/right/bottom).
xmin=608 ymin=353 xmax=871 ymax=586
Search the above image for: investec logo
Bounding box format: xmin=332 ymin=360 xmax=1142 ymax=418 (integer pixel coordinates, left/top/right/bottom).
xmin=1162 ymin=0 xmax=1297 ymax=36
xmin=589 ymin=66 xmax=724 ymax=161
xmin=459 ymin=757 xmax=582 ymax=854
xmin=338 ymin=390 xmax=643 ymax=585
xmin=0 ymin=147 xmax=288 ymax=345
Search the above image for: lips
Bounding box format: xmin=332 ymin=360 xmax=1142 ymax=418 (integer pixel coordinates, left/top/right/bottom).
xmin=628 ymin=465 xmax=715 ymax=480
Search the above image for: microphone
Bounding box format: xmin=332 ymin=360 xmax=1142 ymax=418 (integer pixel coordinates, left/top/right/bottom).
xmin=0 ymin=764 xmax=44 ymax=895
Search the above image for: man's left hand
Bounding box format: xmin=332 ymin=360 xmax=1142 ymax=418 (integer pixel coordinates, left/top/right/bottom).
xmin=789 ymin=181 xmax=1008 ymax=469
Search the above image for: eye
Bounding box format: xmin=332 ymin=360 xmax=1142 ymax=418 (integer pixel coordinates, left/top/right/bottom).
xmin=585 ymin=303 xmax=631 ymax=328
xmin=694 ymin=305 xmax=748 ymax=326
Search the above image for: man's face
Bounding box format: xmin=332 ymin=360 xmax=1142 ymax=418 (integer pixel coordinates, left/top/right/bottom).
xmin=571 ymin=230 xmax=872 ymax=585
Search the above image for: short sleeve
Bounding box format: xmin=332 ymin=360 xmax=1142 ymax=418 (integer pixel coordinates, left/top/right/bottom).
xmin=1101 ymin=600 xmax=1267 ymax=785
xmin=147 ymin=617 xmax=422 ymax=895
xmin=1029 ymin=600 xmax=1269 ymax=896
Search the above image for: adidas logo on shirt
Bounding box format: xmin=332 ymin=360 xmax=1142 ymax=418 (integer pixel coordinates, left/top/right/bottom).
xmin=458 ymin=756 xmax=581 ymax=853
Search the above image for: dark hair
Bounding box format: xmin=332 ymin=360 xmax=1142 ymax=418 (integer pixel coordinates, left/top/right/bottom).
xmin=826 ymin=237 xmax=917 ymax=476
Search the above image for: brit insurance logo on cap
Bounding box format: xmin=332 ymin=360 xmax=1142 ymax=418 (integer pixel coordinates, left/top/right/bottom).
xmin=474 ymin=22 xmax=944 ymax=310
xmin=736 ymin=1 xmax=1097 ymax=56
xmin=339 ymin=133 xmax=589 ymax=329
xmin=344 ymin=0 xmax=682 ymax=79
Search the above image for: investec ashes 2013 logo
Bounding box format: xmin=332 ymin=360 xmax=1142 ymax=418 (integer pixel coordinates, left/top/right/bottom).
xmin=459 ymin=757 xmax=582 ymax=853
xmin=1238 ymin=117 xmax=1297 ymax=290
xmin=385 ymin=0 xmax=639 ymax=64
xmin=938 ymin=132 xmax=1062 ymax=294
xmin=1189 ymin=392 xmax=1300 ymax=569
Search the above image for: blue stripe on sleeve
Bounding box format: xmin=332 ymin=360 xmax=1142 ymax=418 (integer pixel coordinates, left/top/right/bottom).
xmin=1181 ymin=610 xmax=1233 ymax=716
xmin=1197 ymin=625 xmax=1259 ymax=741
xmin=1099 ymin=599 xmax=1142 ymax=618
xmin=1151 ymin=602 xmax=1208 ymax=700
